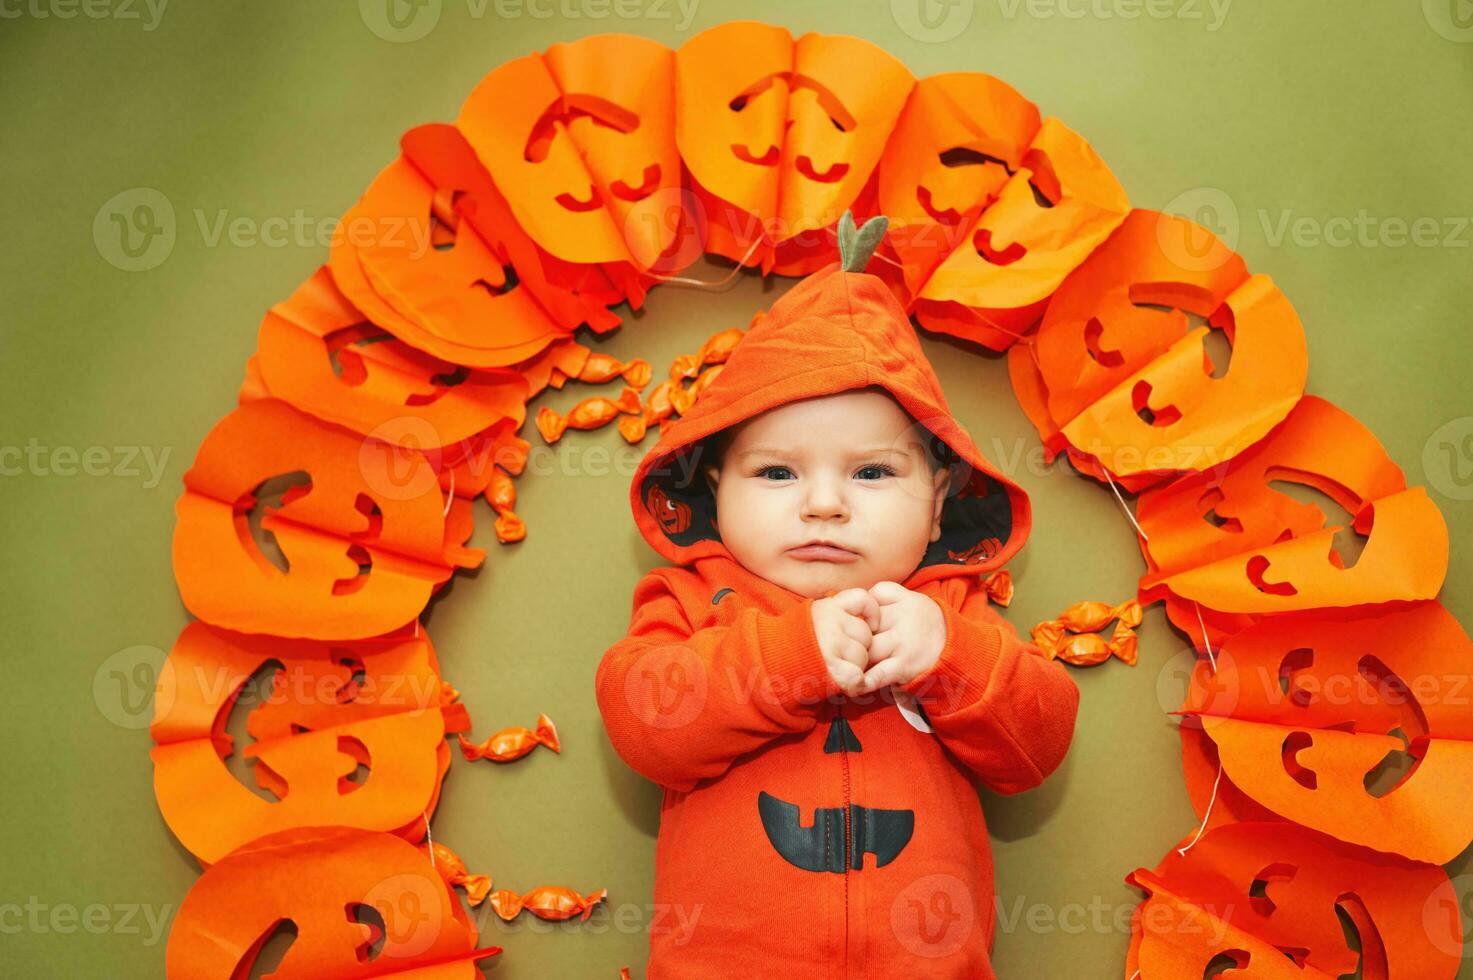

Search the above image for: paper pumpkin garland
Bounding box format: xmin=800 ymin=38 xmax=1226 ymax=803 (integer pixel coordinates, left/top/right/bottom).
xmin=166 ymin=827 xmax=502 ymax=977
xmin=155 ymin=20 xmax=1466 ymax=978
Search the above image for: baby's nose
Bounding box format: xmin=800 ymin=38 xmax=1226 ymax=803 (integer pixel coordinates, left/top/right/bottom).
xmin=801 ymin=480 xmax=849 ymax=520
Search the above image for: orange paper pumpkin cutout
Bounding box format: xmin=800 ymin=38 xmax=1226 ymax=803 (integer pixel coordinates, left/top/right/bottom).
xmin=1138 ymin=396 xmax=1448 ymax=642
xmin=913 ymin=117 xmax=1129 ymax=350
xmin=458 ymin=34 xmax=695 ymax=282
xmin=399 ymin=122 xmax=627 ymax=328
xmin=247 ymin=265 xmax=529 ymax=450
xmin=1178 ymin=602 xmax=1473 ymax=864
xmin=878 ymin=72 xmax=1041 ymax=295
xmin=1020 ymin=210 xmax=1307 ymax=481
xmin=1125 ymin=821 xmax=1461 ymax=980
xmin=1180 ymin=723 xmax=1283 ymax=830
xmin=1035 ymin=208 xmax=1250 ymax=431
xmin=166 ymin=826 xmax=500 ymax=977
xmin=151 ymin=621 xmax=468 ymax=865
xmin=172 ymin=398 xmax=459 ymax=639
xmin=328 ymin=149 xmax=578 ymax=370
xmin=675 ymin=22 xmax=914 ymax=274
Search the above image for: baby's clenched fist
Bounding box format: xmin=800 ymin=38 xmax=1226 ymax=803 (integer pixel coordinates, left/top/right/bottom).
xmin=809 ymin=588 xmax=880 ymax=698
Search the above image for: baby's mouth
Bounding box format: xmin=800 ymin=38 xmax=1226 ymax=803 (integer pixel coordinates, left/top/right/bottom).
xmin=786 ymin=542 xmax=861 ymax=563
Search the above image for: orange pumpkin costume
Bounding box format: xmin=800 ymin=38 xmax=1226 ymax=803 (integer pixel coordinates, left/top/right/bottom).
xmin=595 ymin=215 xmax=1081 ymax=978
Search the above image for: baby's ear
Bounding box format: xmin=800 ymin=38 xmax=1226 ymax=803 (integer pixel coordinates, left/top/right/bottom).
xmin=929 ymin=463 xmax=951 ymax=541
xmin=703 ymin=463 xmax=721 ymax=495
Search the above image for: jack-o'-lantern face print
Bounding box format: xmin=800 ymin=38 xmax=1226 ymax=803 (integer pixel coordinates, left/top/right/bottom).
xmin=646 ymin=484 xmax=692 ymax=535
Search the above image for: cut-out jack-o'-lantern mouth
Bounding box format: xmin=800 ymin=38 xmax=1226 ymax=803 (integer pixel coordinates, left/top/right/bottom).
xmin=756 ymin=716 xmax=915 ymax=873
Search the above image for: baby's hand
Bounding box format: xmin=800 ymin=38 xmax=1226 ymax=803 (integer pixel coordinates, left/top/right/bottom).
xmin=858 ymin=581 xmax=946 ymax=694
xmin=810 ymin=588 xmax=880 ymax=698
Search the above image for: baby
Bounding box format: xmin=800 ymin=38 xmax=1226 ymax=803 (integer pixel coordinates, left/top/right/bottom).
xmin=595 ymin=214 xmax=1081 ymax=979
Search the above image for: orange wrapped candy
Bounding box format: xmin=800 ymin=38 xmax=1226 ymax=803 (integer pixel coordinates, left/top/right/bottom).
xmin=1032 ymin=598 xmax=1141 ymax=666
xmin=484 ymin=467 xmax=526 ymax=544
xmin=457 ymin=712 xmax=561 ymax=763
xmin=669 ymin=327 xmax=744 ymax=380
xmin=421 ymin=841 xmax=492 ymax=907
xmin=579 ymin=352 xmax=653 ymax=389
xmin=489 ymin=884 xmax=607 ymax=922
xmin=536 ymin=386 xmax=643 ymax=443
xmin=667 ymin=364 xmax=724 ymax=416
xmin=979 ymin=569 xmax=1013 ymax=606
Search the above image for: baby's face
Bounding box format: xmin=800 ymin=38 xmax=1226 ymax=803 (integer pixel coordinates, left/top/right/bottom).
xmin=702 ymin=388 xmax=952 ymax=599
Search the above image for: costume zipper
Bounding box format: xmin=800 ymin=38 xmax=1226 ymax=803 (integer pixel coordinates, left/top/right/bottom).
xmin=838 ymin=700 xmax=851 ymax=978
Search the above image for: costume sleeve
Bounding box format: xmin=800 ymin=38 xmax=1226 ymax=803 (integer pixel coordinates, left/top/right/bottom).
xmin=595 ymin=569 xmax=842 ymax=794
xmin=900 ymin=576 xmax=1080 ymax=795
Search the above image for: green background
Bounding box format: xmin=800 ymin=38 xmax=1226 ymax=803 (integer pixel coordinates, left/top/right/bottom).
xmin=3 ymin=1 xmax=1471 ymax=976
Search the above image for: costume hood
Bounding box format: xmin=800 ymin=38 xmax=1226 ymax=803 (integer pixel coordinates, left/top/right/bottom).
xmin=629 ymin=213 xmax=1032 ymax=589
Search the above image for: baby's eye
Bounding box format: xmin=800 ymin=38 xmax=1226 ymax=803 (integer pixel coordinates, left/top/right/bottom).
xmin=756 ymin=465 xmax=795 ymax=481
xmin=855 ymin=463 xmax=897 ymax=480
